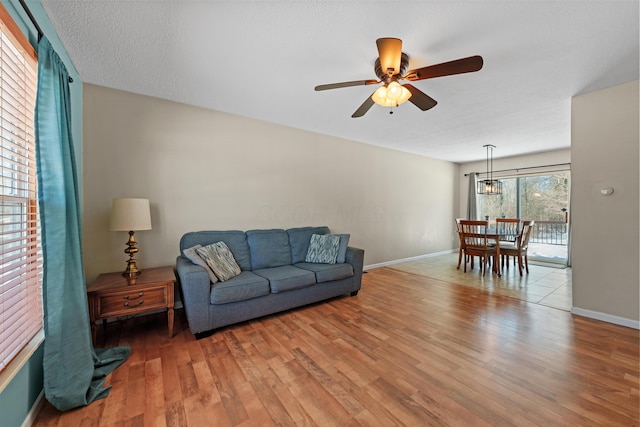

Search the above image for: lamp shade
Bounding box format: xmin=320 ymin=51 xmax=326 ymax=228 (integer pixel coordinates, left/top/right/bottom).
xmin=110 ymin=198 xmax=152 ymax=231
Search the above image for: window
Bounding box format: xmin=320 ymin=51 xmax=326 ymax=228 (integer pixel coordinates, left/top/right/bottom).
xmin=477 ymin=172 xmax=569 ymax=222
xmin=477 ymin=171 xmax=570 ymax=263
xmin=0 ymin=3 xmax=41 ymax=373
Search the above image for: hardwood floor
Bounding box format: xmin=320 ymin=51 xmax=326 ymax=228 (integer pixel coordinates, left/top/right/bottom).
xmin=34 ymin=267 xmax=639 ymax=426
xmin=389 ymin=253 xmax=573 ymax=311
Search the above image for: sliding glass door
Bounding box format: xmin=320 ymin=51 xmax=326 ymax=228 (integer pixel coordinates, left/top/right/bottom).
xmin=477 ymin=171 xmax=570 ymax=264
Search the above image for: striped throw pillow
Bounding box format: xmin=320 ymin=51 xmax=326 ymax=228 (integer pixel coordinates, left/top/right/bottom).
xmin=197 ymin=241 xmax=241 ymax=281
xmin=305 ymin=234 xmax=340 ymax=264
xmin=183 ymin=244 xmax=219 ymax=283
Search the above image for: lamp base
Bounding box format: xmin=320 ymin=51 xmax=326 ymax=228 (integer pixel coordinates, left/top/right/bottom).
xmin=122 ymin=230 xmax=142 ymax=278
xmin=122 ymin=261 xmax=141 ymax=277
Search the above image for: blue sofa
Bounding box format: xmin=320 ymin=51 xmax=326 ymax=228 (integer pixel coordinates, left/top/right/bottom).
xmin=176 ymin=226 xmax=364 ymax=335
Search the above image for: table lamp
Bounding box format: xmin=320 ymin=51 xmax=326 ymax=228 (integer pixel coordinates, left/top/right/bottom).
xmin=110 ymin=198 xmax=152 ymax=277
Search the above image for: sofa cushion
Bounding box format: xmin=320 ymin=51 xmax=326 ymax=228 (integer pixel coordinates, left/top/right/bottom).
xmin=253 ymin=265 xmax=316 ymax=293
xmin=183 ymin=244 xmax=218 ymax=283
xmin=246 ymin=229 xmax=292 ymax=270
xmin=180 ymin=231 xmax=251 ymax=271
xmin=333 ymin=234 xmax=350 ymax=263
xmin=305 ymin=234 xmax=340 ymax=264
xmin=197 ymin=242 xmax=241 ymax=281
xmin=210 ymin=271 xmax=270 ymax=304
xmin=287 ymin=226 xmax=330 ymax=264
xmin=295 ymin=262 xmax=354 ymax=283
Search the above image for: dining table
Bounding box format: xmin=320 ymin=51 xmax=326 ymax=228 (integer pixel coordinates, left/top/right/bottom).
xmin=464 ymin=227 xmax=519 ymax=276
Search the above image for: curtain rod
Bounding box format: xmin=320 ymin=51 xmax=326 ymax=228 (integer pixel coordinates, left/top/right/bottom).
xmin=18 ymin=0 xmax=42 ymax=40
xmin=464 ymin=162 xmax=570 ymax=177
xmin=18 ymin=0 xmax=73 ymax=83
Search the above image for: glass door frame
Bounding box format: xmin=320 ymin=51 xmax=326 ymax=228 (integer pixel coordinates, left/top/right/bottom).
xmin=476 ymin=169 xmax=571 ymax=265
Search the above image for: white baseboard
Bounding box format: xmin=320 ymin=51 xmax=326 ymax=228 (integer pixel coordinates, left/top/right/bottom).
xmin=364 ymin=249 xmax=456 ymax=271
xmin=571 ymin=307 xmax=640 ymax=330
xmin=22 ymin=389 xmax=45 ymax=427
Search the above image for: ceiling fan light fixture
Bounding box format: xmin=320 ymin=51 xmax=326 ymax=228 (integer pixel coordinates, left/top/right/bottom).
xmin=386 ymin=81 xmax=403 ymax=101
xmin=315 ymin=38 xmax=483 ymax=117
xmin=372 ymin=82 xmax=411 ymax=107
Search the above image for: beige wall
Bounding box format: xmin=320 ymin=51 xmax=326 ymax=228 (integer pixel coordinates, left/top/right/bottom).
xmin=82 ymin=84 xmax=459 ymax=282
xmin=571 ymin=80 xmax=639 ymax=323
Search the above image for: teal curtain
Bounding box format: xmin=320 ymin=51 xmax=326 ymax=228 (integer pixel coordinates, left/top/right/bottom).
xmin=35 ymin=36 xmax=130 ymax=412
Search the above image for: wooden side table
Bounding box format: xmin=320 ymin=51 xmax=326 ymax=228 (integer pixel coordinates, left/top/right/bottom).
xmin=87 ymin=266 xmax=176 ymax=343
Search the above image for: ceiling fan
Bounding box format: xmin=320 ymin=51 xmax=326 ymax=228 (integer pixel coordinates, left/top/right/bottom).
xmin=315 ymin=38 xmax=483 ymax=118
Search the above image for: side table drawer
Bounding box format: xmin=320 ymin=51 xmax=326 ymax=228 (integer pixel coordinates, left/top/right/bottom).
xmin=97 ymin=286 xmax=167 ymax=318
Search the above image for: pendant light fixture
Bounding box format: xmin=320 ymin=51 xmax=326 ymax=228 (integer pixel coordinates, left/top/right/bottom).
xmin=477 ymin=144 xmax=503 ymax=195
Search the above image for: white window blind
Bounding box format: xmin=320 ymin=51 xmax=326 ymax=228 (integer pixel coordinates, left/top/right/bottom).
xmin=0 ymin=4 xmax=41 ymax=374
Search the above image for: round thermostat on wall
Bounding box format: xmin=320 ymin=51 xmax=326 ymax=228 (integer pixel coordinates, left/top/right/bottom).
xmin=600 ymin=187 xmax=614 ymax=196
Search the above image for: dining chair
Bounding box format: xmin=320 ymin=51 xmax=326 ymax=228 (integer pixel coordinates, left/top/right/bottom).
xmin=496 ymin=218 xmax=520 ymax=266
xmin=500 ymin=220 xmax=535 ymax=276
xmin=459 ymin=220 xmax=497 ymax=276
xmin=455 ymin=218 xmax=473 ymax=269
xmin=496 ymin=218 xmax=520 ymax=242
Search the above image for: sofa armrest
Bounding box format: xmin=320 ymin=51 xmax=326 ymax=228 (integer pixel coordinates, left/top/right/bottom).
xmin=345 ymin=246 xmax=364 ymax=292
xmin=176 ymin=256 xmax=211 ymax=334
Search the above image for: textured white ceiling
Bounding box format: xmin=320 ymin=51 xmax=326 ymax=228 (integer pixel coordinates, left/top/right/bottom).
xmin=41 ymin=1 xmax=639 ymax=163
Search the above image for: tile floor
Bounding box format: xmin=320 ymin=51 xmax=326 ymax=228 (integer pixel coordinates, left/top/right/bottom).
xmin=387 ymin=252 xmax=572 ymax=311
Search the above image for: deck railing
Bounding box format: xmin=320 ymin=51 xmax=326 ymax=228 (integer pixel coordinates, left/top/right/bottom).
xmin=530 ymin=220 xmax=567 ymax=245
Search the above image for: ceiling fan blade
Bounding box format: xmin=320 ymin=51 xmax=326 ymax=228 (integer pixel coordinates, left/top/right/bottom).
xmin=403 ymin=84 xmax=438 ymax=111
xmin=352 ymin=96 xmax=376 ymax=118
xmin=405 ymin=55 xmax=483 ymax=81
xmin=315 ymin=79 xmax=379 ymax=91
xmin=376 ymin=38 xmax=403 ymax=76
